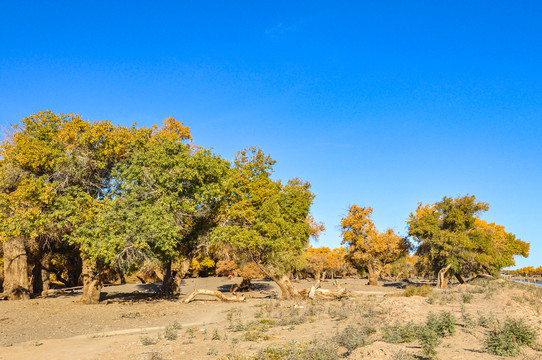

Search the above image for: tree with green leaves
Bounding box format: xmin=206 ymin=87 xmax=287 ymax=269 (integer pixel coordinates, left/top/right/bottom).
xmin=407 ymin=195 xmax=529 ymax=288
xmin=211 ymin=147 xmax=318 ymax=299
xmin=340 ymin=205 xmax=410 ymax=286
xmin=75 ymin=131 xmax=230 ymax=299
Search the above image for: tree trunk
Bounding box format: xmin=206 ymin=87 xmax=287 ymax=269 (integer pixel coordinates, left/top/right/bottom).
xmin=80 ymin=257 xmax=103 ymax=304
xmin=3 ymin=237 xmax=30 ymax=300
xmin=367 ymin=265 xmax=379 ymax=286
xmin=271 ymin=273 xmax=298 ymax=299
xmin=30 ymin=255 xmax=43 ymax=295
xmin=322 ymin=271 xmax=327 ymax=281
xmin=41 ymin=253 xmax=51 ymax=291
xmin=161 ymin=258 xmax=191 ymax=297
xmin=455 ymin=273 xmax=465 ymax=284
xmin=314 ymin=271 xmax=321 ymax=282
xmin=437 ymin=264 xmax=452 ymax=289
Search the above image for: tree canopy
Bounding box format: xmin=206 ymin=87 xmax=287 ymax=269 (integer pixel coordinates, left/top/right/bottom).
xmin=340 ymin=205 xmax=409 ymax=285
xmin=407 ymin=195 xmax=529 ymax=288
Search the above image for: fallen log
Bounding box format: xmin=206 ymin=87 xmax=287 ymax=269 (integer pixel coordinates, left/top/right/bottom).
xmin=183 ymin=289 xmax=246 ymax=303
xmin=298 ymin=280 xmax=349 ymax=299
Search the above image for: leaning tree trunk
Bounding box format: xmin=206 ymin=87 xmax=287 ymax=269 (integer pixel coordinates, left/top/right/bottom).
xmin=80 ymin=257 xmax=104 ymax=304
xmin=271 ymin=273 xmax=299 ymax=299
xmin=2 ymin=237 xmax=30 ymax=300
xmin=367 ymin=265 xmax=380 ymax=286
xmin=437 ymin=264 xmax=452 ymax=289
xmin=455 ymin=273 xmax=465 ymax=284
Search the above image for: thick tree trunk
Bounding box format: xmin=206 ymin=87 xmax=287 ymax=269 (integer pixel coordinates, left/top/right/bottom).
xmin=367 ymin=265 xmax=379 ymax=286
xmin=322 ymin=271 xmax=327 ymax=281
xmin=3 ymin=237 xmax=30 ymax=300
xmin=41 ymin=253 xmax=51 ymax=291
xmin=80 ymin=257 xmax=103 ymax=304
xmin=437 ymin=264 xmax=452 ymax=289
xmin=161 ymin=258 xmax=191 ymax=296
xmin=30 ymin=255 xmax=43 ymax=295
xmin=271 ymin=273 xmax=298 ymax=299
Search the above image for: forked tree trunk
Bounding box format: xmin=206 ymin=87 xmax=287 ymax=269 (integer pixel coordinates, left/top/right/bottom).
xmin=3 ymin=237 xmax=30 ymax=300
xmin=367 ymin=265 xmax=380 ymax=286
xmin=437 ymin=264 xmax=452 ymax=289
xmin=161 ymin=258 xmax=191 ymax=297
xmin=80 ymin=257 xmax=104 ymax=304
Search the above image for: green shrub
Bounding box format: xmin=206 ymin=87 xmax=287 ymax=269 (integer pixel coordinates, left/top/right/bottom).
xmin=257 ymin=339 xmax=339 ymax=360
xmin=484 ymin=317 xmax=537 ymax=356
xmin=425 ymin=311 xmax=456 ymax=337
xmin=503 ymin=318 xmax=537 ymax=346
xmin=382 ymin=321 xmax=420 ymax=344
xmin=485 ymin=330 xmax=521 ymax=357
xmin=418 ymin=326 xmax=441 ymax=359
xmin=334 ymin=324 xmax=374 ymax=354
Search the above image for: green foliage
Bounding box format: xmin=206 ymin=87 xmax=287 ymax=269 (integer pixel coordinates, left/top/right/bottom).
xmin=333 ymin=324 xmax=375 ymax=354
xmin=425 ymin=311 xmax=456 ymax=337
xmin=418 ymin=326 xmax=441 ymax=359
xmin=211 ymin=147 xmax=317 ymax=295
xmin=408 ymin=195 xmax=530 ymax=283
xmin=382 ymin=321 xmax=420 ymax=344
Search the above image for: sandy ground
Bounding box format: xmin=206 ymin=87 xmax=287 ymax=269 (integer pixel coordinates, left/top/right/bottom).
xmin=0 ymin=277 xmax=541 ymax=360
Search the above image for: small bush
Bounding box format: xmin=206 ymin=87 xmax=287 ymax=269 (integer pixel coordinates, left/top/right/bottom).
xmin=485 ymin=330 xmax=521 ymax=357
xmin=425 ymin=311 xmax=456 ymax=337
xmin=503 ymin=318 xmax=537 ymax=346
xmin=382 ymin=321 xmax=420 ymax=344
xmin=334 ymin=324 xmax=375 ymax=354
xmin=418 ymin=326 xmax=441 ymax=359
xmin=403 ymin=285 xmax=432 ymax=297
xmin=391 ymin=350 xmax=416 ymax=360
xmin=163 ymin=325 xmax=178 ymax=341
xmin=484 ymin=317 xmax=537 ymax=356
xmin=212 ymin=329 xmax=221 ymax=340
xmin=461 ymin=293 xmax=473 ymax=303
xmin=140 ymin=335 xmax=158 ymax=346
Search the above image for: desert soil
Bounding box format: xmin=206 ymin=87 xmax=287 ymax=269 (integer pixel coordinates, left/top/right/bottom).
xmin=0 ymin=277 xmax=541 ymax=360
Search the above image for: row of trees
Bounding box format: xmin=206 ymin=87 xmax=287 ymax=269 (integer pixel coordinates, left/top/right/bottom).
xmin=0 ymin=111 xmax=320 ymax=302
xmin=503 ymin=266 xmax=542 ymax=276
xmin=0 ymin=111 xmax=530 ymax=302
xmin=339 ymin=196 xmax=530 ymax=288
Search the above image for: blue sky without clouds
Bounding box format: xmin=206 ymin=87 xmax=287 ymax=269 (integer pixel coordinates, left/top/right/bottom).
xmin=1 ymin=1 xmax=540 ymax=268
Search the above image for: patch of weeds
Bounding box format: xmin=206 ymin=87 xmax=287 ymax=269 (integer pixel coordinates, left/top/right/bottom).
xmin=427 ymin=293 xmax=438 ymax=304
xmin=163 ymin=325 xmax=178 ymax=341
xmin=140 ymin=335 xmax=158 ymax=346
xmin=277 ymin=307 xmax=309 ymax=326
xmin=254 ymin=312 xmax=263 ymax=318
xmin=477 ymin=311 xmax=497 ymax=329
xmin=461 ymin=293 xmax=473 ymax=303
xmin=207 ymin=346 xmax=219 ymax=356
xmin=212 ymin=329 xmax=221 ymax=340
xmin=403 ymin=285 xmax=433 ymax=297
xmin=382 ymin=321 xmax=420 ymax=344
xmin=391 ymin=350 xmax=416 ymax=360
xmin=185 ymin=327 xmax=196 ymax=339
xmin=170 ymin=320 xmax=182 ymax=329
xmin=259 ymin=319 xmax=275 ymax=326
xmin=217 ymin=352 xmax=252 ymax=360
xmin=461 ymin=312 xmax=477 ymax=330
xmin=256 ymin=339 xmax=339 ymax=360
xmin=334 ymin=324 xmax=375 ymax=355
xmin=149 ymin=351 xmax=164 ymax=360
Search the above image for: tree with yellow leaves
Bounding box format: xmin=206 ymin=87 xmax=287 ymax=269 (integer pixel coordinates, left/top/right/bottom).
xmin=340 ymin=205 xmax=410 ymax=286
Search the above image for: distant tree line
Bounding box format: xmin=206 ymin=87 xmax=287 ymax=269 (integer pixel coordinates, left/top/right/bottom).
xmin=0 ymin=111 xmax=530 ymax=302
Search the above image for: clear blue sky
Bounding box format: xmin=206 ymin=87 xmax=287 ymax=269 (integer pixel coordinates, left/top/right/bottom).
xmin=1 ymin=1 xmax=540 ymax=268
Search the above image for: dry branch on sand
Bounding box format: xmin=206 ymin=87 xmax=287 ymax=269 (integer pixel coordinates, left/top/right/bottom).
xmin=183 ymin=289 xmax=246 ymax=303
